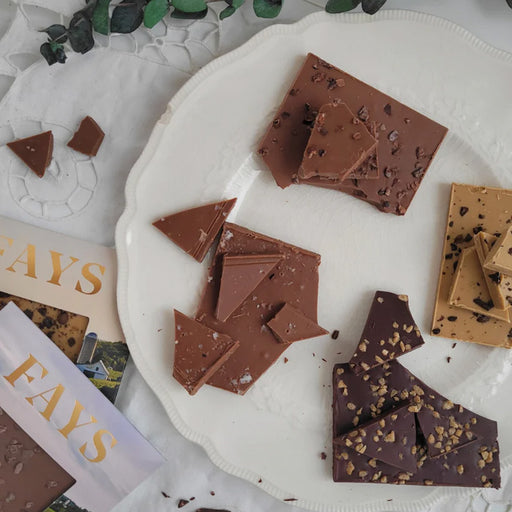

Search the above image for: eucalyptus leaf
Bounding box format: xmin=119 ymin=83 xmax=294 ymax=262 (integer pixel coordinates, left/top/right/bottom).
xmin=361 ymin=0 xmax=386 ymax=14
xmin=507 ymin=0 xmax=512 ymax=7
xmin=325 ymin=0 xmax=360 ymax=13
xmin=172 ymin=0 xmax=207 ymax=12
xmin=68 ymin=13 xmax=95 ymax=53
xmin=253 ymin=0 xmax=282 ymax=18
xmin=144 ymin=0 xmax=170 ymax=28
xmin=111 ymin=0 xmax=144 ymax=33
xmin=40 ymin=42 xmax=58 ymax=65
xmin=171 ymin=7 xmax=208 ymax=18
xmin=41 ymin=24 xmax=68 ymax=43
xmin=50 ymin=42 xmax=67 ymax=63
xmin=92 ymin=0 xmax=111 ymax=35
xmin=231 ymin=0 xmax=245 ymax=7
xmin=77 ymin=0 xmax=98 ymax=19
xmin=220 ymin=5 xmax=236 ymax=19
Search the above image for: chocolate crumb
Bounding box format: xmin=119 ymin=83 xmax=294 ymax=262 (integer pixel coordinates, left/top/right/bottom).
xmin=321 ymin=452 xmax=327 ymax=460
xmin=284 ymin=498 xmax=297 ymax=502
xmin=161 ymin=492 xmax=170 ymax=498
xmin=258 ymin=478 xmax=262 ymax=483
xmin=284 ymin=357 xmax=288 ymax=363
xmin=383 ymin=103 xmax=392 ymax=116
xmin=459 ymin=206 xmax=469 ymax=217
xmin=178 ymin=499 xmax=189 ymax=508
xmin=210 ymin=491 xmax=215 ymax=496
xmin=447 ymin=357 xmax=451 ymax=363
xmin=388 ymin=130 xmax=399 ymax=142
xmin=332 ymin=330 xmax=340 ymax=340
xmin=452 ymin=343 xmax=457 ymax=349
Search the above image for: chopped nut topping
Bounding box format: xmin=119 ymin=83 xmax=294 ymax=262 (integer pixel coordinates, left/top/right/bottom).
xmin=392 ymin=321 xmax=399 ymax=328
xmin=424 ymin=480 xmax=434 ymax=486
xmin=368 ymin=458 xmax=377 ymax=468
xmin=346 ymin=462 xmax=355 ymax=475
xmin=427 ymin=434 xmax=435 ymax=444
xmin=358 ymin=470 xmax=368 ymax=478
xmin=377 ymin=297 xmax=384 ymax=303
xmin=398 ymin=294 xmax=408 ymax=302
xmin=358 ymin=342 xmax=367 ymax=352
xmin=384 ymin=431 xmax=396 ymax=443
xmin=338 ymin=380 xmax=347 ymax=389
xmin=442 ymin=400 xmax=454 ymax=410
xmin=355 ymin=443 xmax=367 ymax=454
xmin=346 ymin=402 xmax=356 ymax=410
xmin=456 ymin=465 xmax=464 ymax=475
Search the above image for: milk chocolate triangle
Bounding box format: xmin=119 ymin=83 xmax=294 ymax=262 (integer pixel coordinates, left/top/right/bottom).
xmin=67 ymin=116 xmax=105 ymax=156
xmin=215 ymin=253 xmax=283 ymax=322
xmin=7 ymin=131 xmax=53 ymax=178
xmin=349 ymin=291 xmax=424 ymax=374
xmin=153 ymin=198 xmax=236 ymax=262
xmin=173 ymin=310 xmax=239 ymax=395
xmin=267 ymin=303 xmax=328 ymax=343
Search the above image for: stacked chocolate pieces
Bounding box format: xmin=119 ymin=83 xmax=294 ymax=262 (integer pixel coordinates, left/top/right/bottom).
xmin=333 ymin=291 xmax=500 ymax=487
xmin=258 ymin=53 xmax=447 ymax=216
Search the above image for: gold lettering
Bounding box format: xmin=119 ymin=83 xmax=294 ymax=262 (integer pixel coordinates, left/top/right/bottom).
xmin=47 ymin=251 xmax=80 ymax=286
xmin=0 ymin=235 xmax=14 ymax=257
xmin=79 ymin=429 xmax=117 ymax=463
xmin=58 ymin=400 xmax=98 ymax=438
xmin=6 ymin=244 xmax=36 ymax=278
xmin=75 ymin=263 xmax=105 ymax=295
xmin=26 ymin=384 xmax=65 ymax=421
xmin=4 ymin=354 xmax=48 ymax=386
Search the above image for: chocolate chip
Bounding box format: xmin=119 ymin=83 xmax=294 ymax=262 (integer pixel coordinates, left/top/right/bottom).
xmin=327 ymin=77 xmax=338 ymax=90
xmin=459 ymin=207 xmax=469 ymax=217
xmin=473 ymin=226 xmax=483 ymax=235
xmin=357 ymin=106 xmax=369 ymax=122
xmin=509 ymin=248 xmax=512 ymax=256
xmin=272 ymin=118 xmax=281 ymax=128
xmin=289 ymin=88 xmax=299 ymax=96
xmin=508 ymin=329 xmax=512 ymax=339
xmin=383 ymin=103 xmax=392 ymax=115
xmin=388 ymin=130 xmax=399 ymax=142
xmin=352 ymin=132 xmax=362 ymax=140
xmin=464 ymin=234 xmax=473 ymax=243
xmin=42 ymin=317 xmax=54 ymax=329
xmin=447 ymin=316 xmax=457 ymax=322
xmin=488 ymin=272 xmax=501 ymax=284
xmin=311 ymin=72 xmax=326 ymax=83
xmin=331 ymin=330 xmax=340 ymax=340
xmin=23 ymin=309 xmax=34 ymax=320
xmin=318 ymin=149 xmax=326 ymax=157
xmin=57 ymin=311 xmax=69 ymax=325
xmin=475 ymin=314 xmax=490 ymax=323
xmin=416 ymin=147 xmax=425 ymax=159
xmin=449 ymin=221 xmax=454 ymax=227
xmin=411 ymin=167 xmax=424 ymax=179
xmin=445 ymin=254 xmax=453 ymax=259
xmin=67 ymin=337 xmax=76 ymax=347
xmin=37 ymin=307 xmax=47 ymax=316
xmin=281 ymin=111 xmax=290 ymax=119
xmin=473 ymin=298 xmax=493 ymax=311
xmin=432 ymin=328 xmax=441 ymax=334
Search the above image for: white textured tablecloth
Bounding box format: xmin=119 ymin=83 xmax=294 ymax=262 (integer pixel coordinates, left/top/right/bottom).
xmin=1 ymin=1 xmax=512 ymax=511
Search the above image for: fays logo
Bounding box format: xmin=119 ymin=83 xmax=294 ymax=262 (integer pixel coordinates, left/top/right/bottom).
xmin=0 ymin=235 xmax=105 ymax=295
xmin=4 ymin=354 xmax=117 ymax=463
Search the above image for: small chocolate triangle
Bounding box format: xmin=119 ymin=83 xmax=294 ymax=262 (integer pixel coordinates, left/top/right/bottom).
xmin=267 ymin=303 xmax=327 ymax=343
xmin=7 ymin=131 xmax=53 ymax=178
xmin=153 ymin=198 xmax=236 ymax=262
xmin=349 ymin=291 xmax=424 ymax=374
xmin=416 ymin=407 xmax=479 ymax=459
xmin=334 ymin=403 xmax=417 ymax=472
xmin=67 ymin=116 xmax=105 ymax=156
xmin=173 ymin=310 xmax=239 ymax=395
xmin=215 ymin=253 xmax=283 ymax=322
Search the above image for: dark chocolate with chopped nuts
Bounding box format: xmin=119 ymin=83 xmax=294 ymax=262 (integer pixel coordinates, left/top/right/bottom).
xmin=349 ymin=291 xmax=424 ymax=374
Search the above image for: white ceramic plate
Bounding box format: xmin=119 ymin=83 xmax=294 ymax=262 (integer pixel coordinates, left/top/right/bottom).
xmin=116 ymin=11 xmax=512 ymax=512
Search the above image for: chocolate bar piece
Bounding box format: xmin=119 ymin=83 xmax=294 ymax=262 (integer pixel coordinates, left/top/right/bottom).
xmin=484 ymin=227 xmax=512 ymax=276
xmin=349 ymin=291 xmax=424 ymax=374
xmin=173 ymin=310 xmax=239 ymax=395
xmin=298 ymin=103 xmax=377 ymax=181
xmin=153 ymin=198 xmax=236 ymax=263
xmin=7 ymin=131 xmax=53 ymax=178
xmin=196 ymin=223 xmax=320 ymax=395
xmin=67 ymin=116 xmax=105 ymax=156
xmin=432 ymin=183 xmax=512 ymax=348
xmin=0 ymin=292 xmax=87 ymax=363
xmin=215 ymin=253 xmax=283 ymax=322
xmin=258 ymin=53 xmax=447 ymax=215
xmin=0 ymin=406 xmax=75 ymax=512
xmin=266 ymin=303 xmax=327 ymax=343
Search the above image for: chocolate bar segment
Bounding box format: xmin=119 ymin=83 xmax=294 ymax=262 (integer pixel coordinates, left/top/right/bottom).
xmin=0 ymin=406 xmax=75 ymax=512
xmin=67 ymin=116 xmax=105 ymax=156
xmin=484 ymin=227 xmax=512 ymax=275
xmin=7 ymin=131 xmax=53 ymax=178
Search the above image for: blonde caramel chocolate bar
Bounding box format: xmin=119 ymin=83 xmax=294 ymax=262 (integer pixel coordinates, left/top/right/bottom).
xmin=484 ymin=227 xmax=512 ymax=276
xmin=432 ymin=184 xmax=512 ymax=348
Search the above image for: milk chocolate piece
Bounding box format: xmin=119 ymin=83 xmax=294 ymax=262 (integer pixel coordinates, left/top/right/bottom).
xmin=196 ymin=223 xmax=320 ymax=395
xmin=215 ymin=253 xmax=283 ymax=322
xmin=173 ymin=310 xmax=239 ymax=395
xmin=258 ymin=53 xmax=447 ymax=215
xmin=0 ymin=407 xmax=75 ymax=512
xmin=432 ymin=184 xmax=512 ymax=348
xmin=298 ymin=103 xmax=377 ymax=181
xmin=484 ymin=227 xmax=512 ymax=275
xmin=7 ymin=131 xmax=53 ymax=178
xmin=448 ymin=247 xmax=510 ymax=322
xmin=153 ymin=199 xmax=236 ymax=263
xmin=0 ymin=292 xmax=87 ymax=363
xmin=349 ymin=291 xmax=424 ymax=374
xmin=67 ymin=116 xmax=105 ymax=156
xmin=266 ymin=303 xmax=328 ymax=344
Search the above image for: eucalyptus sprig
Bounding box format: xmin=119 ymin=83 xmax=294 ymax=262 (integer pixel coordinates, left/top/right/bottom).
xmin=39 ymin=0 xmax=390 ymax=65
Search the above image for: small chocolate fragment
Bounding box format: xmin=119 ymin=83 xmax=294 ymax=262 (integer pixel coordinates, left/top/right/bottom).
xmin=173 ymin=310 xmax=239 ymax=395
xmin=7 ymin=131 xmax=53 ymax=178
xmin=215 ymin=253 xmax=283 ymax=322
xmin=349 ymin=291 xmax=424 ymax=374
xmin=67 ymin=116 xmax=105 ymax=156
xmin=331 ymin=330 xmax=340 ymax=340
xmin=153 ymin=199 xmax=236 ymax=263
xmin=195 ymin=509 xmax=231 ymax=512
xmin=178 ymin=498 xmax=189 ymax=508
xmin=266 ymin=303 xmax=328 ymax=344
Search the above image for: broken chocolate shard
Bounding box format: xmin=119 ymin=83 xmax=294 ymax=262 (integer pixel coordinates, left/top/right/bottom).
xmin=7 ymin=131 xmax=53 ymax=178
xmin=349 ymin=291 xmax=424 ymax=374
xmin=334 ymin=402 xmax=417 ymax=473
xmin=267 ymin=303 xmax=327 ymax=343
xmin=484 ymin=227 xmax=512 ymax=276
xmin=173 ymin=310 xmax=239 ymax=395
xmin=215 ymin=253 xmax=283 ymax=322
xmin=67 ymin=116 xmax=105 ymax=156
xmin=153 ymin=198 xmax=236 ymax=263
xmin=0 ymin=407 xmax=76 ymax=512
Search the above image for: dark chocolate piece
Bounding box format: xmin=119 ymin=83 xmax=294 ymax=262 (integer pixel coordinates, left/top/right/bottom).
xmin=267 ymin=302 xmax=327 ymax=343
xmin=0 ymin=407 xmax=75 ymax=512
xmin=298 ymin=103 xmax=377 ymax=181
xmin=349 ymin=292 xmax=424 ymax=374
xmin=67 ymin=116 xmax=105 ymax=156
xmin=7 ymin=131 xmax=53 ymax=178
xmin=153 ymin=199 xmax=236 ymax=263
xmin=215 ymin=253 xmax=283 ymax=322
xmin=196 ymin=223 xmax=320 ymax=395
xmin=258 ymin=54 xmax=447 ymax=215
xmin=173 ymin=310 xmax=239 ymax=395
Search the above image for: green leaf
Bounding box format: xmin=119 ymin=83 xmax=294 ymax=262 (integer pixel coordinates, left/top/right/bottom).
xmin=361 ymin=0 xmax=386 ymax=14
xmin=40 ymin=43 xmax=58 ymax=65
xmin=68 ymin=13 xmax=95 ymax=53
xmin=41 ymin=24 xmax=68 ymax=43
xmin=171 ymin=0 xmax=207 ymax=12
xmin=231 ymin=0 xmax=245 ymax=7
xmin=171 ymin=7 xmax=208 ymax=18
xmin=325 ymin=0 xmax=360 ymax=13
xmin=111 ymin=0 xmax=144 ymax=33
xmin=253 ymin=0 xmax=282 ymax=18
xmin=92 ymin=0 xmax=111 ymax=35
xmin=220 ymin=5 xmax=236 ymax=19
xmin=144 ymin=0 xmax=170 ymax=28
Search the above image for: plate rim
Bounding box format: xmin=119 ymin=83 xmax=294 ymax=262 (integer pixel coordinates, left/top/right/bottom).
xmin=115 ymin=10 xmax=512 ymax=512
